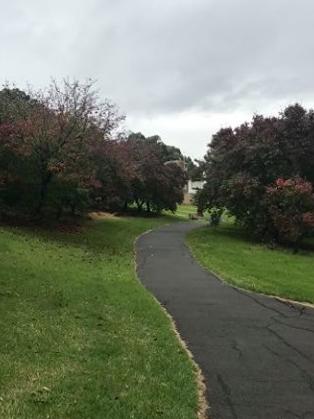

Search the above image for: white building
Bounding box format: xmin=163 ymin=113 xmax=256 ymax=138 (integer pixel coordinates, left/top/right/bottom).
xmin=183 ymin=180 xmax=205 ymax=204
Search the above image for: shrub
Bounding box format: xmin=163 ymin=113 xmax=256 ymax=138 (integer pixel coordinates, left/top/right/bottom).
xmin=200 ymin=104 xmax=314 ymax=245
xmin=265 ymin=178 xmax=314 ymax=244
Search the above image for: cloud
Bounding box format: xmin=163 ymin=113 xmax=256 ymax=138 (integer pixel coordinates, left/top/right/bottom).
xmin=2 ymin=0 xmax=314 ymax=157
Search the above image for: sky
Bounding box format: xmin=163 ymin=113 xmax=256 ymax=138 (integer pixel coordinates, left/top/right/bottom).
xmin=2 ymin=0 xmax=314 ymax=159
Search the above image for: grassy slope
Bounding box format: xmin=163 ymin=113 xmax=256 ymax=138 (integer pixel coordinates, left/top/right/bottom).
xmin=0 ymin=214 xmax=198 ymax=419
xmin=187 ymin=221 xmax=314 ymax=304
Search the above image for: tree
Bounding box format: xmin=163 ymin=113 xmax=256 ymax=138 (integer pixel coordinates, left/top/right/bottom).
xmin=125 ymin=133 xmax=186 ymax=213
xmin=0 ymin=82 xmax=189 ymax=221
xmin=89 ymin=139 xmax=135 ymax=211
xmin=0 ymin=80 xmax=124 ymax=217
xmin=199 ymin=104 xmax=314 ymax=245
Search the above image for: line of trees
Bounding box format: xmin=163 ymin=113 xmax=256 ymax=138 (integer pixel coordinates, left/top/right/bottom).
xmin=0 ymin=80 xmax=188 ymax=220
xmin=197 ymin=104 xmax=314 ymax=246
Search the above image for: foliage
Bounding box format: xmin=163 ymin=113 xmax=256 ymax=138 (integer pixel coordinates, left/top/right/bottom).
xmin=126 ymin=133 xmax=201 ymax=180
xmin=124 ymin=133 xmax=187 ymax=213
xmin=200 ymin=104 xmax=314 ymax=244
xmin=89 ymin=132 xmax=187 ymax=214
xmin=0 ymin=82 xmax=189 ymax=219
xmin=208 ymin=207 xmax=223 ymax=226
xmin=187 ymin=158 xmax=204 ymax=181
xmin=265 ymin=178 xmax=314 ymax=244
xmin=0 ymin=80 xmax=124 ymax=218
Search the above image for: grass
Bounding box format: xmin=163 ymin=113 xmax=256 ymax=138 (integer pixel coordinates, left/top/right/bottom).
xmin=187 ymin=220 xmax=314 ymax=304
xmin=0 ymin=212 xmax=198 ymax=419
xmin=165 ymin=204 xmax=199 ymax=219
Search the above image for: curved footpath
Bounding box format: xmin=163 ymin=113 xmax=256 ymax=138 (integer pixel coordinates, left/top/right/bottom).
xmin=136 ymin=222 xmax=314 ymax=419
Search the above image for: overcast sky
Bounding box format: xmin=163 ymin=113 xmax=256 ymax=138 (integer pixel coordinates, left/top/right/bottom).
xmin=2 ymin=0 xmax=314 ymax=158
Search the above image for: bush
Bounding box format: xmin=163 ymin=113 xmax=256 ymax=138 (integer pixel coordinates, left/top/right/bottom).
xmin=200 ymin=104 xmax=314 ymax=245
xmin=265 ymin=178 xmax=314 ymax=244
xmin=208 ymin=208 xmax=223 ymax=227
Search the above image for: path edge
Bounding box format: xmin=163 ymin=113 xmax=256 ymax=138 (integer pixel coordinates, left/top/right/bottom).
xmin=134 ymin=229 xmax=209 ymax=419
xmin=186 ymin=233 xmax=314 ymax=312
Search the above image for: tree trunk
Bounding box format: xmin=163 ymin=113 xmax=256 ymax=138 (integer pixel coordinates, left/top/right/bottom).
xmin=37 ymin=172 xmax=52 ymax=215
xmin=135 ymin=198 xmax=143 ymax=212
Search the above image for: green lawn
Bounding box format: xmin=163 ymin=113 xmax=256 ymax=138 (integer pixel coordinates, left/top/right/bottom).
xmin=166 ymin=204 xmax=198 ymax=219
xmin=0 ymin=214 xmax=198 ymax=419
xmin=187 ymin=221 xmax=314 ymax=304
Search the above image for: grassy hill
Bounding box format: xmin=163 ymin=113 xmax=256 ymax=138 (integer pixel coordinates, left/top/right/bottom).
xmin=0 ymin=213 xmax=198 ymax=419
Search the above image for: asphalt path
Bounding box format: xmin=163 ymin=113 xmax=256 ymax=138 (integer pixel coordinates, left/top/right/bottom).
xmin=136 ymin=222 xmax=314 ymax=419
